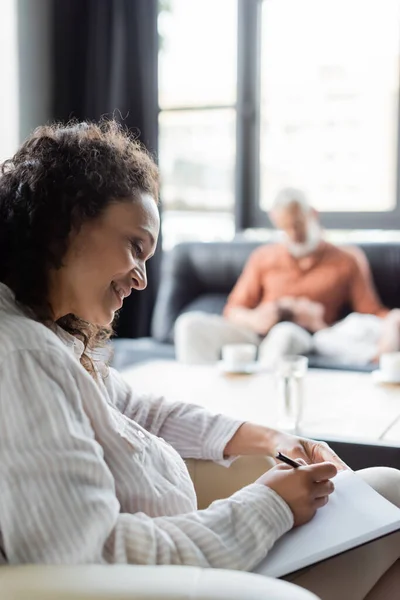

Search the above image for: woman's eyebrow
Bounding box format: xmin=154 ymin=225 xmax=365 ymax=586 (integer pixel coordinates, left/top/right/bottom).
xmin=137 ymin=226 xmax=156 ymax=246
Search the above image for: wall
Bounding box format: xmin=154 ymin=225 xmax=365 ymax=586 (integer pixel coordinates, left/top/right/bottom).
xmin=0 ymin=0 xmax=19 ymax=161
xmin=17 ymin=0 xmax=52 ymax=141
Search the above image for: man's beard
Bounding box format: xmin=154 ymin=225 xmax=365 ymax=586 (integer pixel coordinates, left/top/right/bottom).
xmin=285 ymin=219 xmax=322 ymax=258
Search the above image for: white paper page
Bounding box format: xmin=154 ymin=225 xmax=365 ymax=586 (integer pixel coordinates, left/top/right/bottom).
xmin=254 ymin=470 xmax=400 ymax=579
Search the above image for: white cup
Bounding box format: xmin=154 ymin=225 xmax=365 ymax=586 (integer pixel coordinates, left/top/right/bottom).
xmin=221 ymin=343 xmax=257 ymax=368
xmin=380 ymin=352 xmax=400 ymax=378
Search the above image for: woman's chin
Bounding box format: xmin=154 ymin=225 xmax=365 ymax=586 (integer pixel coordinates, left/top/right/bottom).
xmin=74 ymin=296 xmax=118 ymax=326
xmin=97 ymin=309 xmax=116 ymax=327
xmin=80 ymin=307 xmax=115 ymax=327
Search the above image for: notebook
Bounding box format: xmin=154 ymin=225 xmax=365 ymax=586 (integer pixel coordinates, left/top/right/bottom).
xmin=253 ymin=470 xmax=400 ymax=578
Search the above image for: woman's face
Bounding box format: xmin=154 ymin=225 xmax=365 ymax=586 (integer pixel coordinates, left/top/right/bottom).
xmin=49 ymin=193 xmax=160 ymax=325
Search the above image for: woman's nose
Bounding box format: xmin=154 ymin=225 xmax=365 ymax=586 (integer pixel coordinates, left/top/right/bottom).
xmin=131 ymin=266 xmax=147 ymax=291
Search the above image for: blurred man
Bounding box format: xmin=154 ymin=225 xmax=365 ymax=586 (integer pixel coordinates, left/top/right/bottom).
xmin=175 ymin=188 xmax=393 ymax=366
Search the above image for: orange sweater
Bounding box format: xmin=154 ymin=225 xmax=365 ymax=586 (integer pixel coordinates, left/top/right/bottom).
xmin=224 ymin=242 xmax=388 ymax=325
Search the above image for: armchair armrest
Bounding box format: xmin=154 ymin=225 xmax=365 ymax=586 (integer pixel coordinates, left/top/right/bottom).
xmin=186 ymin=455 xmax=275 ymax=509
xmin=0 ymin=565 xmax=320 ymax=600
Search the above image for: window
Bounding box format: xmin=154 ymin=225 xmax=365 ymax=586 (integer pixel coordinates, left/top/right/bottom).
xmin=259 ymin=0 xmax=400 ymax=227
xmin=158 ymin=0 xmax=400 ymax=242
xmin=158 ymin=0 xmax=237 ymax=248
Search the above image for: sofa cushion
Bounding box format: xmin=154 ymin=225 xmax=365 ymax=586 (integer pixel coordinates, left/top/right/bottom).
xmin=179 ymin=294 xmax=227 ymax=320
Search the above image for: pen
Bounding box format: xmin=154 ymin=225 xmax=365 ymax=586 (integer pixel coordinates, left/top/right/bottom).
xmin=276 ymin=451 xmax=301 ymax=469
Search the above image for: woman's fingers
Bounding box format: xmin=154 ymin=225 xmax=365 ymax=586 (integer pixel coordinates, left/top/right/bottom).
xmin=314 ymin=496 xmax=329 ymax=509
xmin=306 ymin=461 xmax=337 ymax=482
xmin=313 ymin=479 xmax=335 ymax=499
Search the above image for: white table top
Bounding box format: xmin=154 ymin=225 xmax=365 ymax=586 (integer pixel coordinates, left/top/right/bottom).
xmin=120 ymin=362 xmax=400 ymax=446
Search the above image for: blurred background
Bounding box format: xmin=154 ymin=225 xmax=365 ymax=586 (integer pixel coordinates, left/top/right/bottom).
xmin=1 ymin=0 xmax=400 ymax=335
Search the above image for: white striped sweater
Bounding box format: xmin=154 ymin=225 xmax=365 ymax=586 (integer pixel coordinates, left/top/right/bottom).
xmin=0 ymin=282 xmax=293 ymax=569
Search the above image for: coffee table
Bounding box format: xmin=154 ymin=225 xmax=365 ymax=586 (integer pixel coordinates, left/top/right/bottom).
xmin=120 ymin=361 xmax=400 ymax=469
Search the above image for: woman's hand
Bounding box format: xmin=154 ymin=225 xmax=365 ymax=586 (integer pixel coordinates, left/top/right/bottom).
xmin=257 ymin=461 xmax=337 ymax=526
xmin=273 ymin=431 xmax=349 ymax=471
xmin=224 ymin=423 xmax=349 ymax=472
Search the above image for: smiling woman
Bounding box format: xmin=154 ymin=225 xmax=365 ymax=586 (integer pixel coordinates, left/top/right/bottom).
xmin=0 ymin=119 xmax=160 ymax=375
xmin=50 ymin=197 xmax=159 ymax=325
xmin=0 ymin=119 xmax=399 ymax=599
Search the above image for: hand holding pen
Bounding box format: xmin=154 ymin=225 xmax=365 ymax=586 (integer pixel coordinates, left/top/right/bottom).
xmin=256 ymin=453 xmax=337 ymax=526
xmin=276 ymin=451 xmax=302 ymax=469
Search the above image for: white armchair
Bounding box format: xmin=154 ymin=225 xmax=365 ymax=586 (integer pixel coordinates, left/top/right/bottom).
xmin=0 ymin=456 xmax=320 ymax=600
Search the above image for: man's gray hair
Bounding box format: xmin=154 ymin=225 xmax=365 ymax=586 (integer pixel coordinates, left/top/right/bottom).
xmin=271 ymin=188 xmax=312 ymax=214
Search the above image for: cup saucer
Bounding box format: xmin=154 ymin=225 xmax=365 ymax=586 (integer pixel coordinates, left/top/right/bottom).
xmin=217 ymin=360 xmax=260 ymax=375
xmin=372 ymin=369 xmax=400 ymax=384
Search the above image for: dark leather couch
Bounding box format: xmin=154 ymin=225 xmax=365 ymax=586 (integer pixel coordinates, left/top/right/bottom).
xmin=111 ymin=240 xmax=400 ymax=371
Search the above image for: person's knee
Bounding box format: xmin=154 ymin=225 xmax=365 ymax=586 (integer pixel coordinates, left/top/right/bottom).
xmin=268 ymin=322 xmax=312 ymax=348
xmin=174 ymin=312 xmax=214 ymax=349
xmin=358 ymin=466 xmax=400 ymax=508
xmin=175 ymin=312 xmax=207 ymax=338
xmin=174 ymin=312 xmax=220 ymax=364
xmin=387 ymin=309 xmax=400 ymax=323
xmin=258 ymin=322 xmax=312 ymax=366
xmin=269 ymin=321 xmax=301 ymax=338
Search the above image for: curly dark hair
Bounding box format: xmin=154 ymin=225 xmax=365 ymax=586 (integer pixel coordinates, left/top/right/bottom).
xmin=0 ymin=119 xmax=159 ymax=375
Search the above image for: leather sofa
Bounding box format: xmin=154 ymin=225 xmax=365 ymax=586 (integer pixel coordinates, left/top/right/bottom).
xmin=0 ymin=456 xmax=320 ymax=600
xmin=111 ymin=240 xmax=400 ymax=372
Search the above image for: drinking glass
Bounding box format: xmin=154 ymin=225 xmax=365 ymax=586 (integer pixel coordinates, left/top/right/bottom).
xmin=276 ymin=355 xmax=308 ymax=434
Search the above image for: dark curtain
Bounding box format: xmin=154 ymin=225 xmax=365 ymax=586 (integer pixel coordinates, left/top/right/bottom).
xmin=51 ymin=0 xmax=161 ymax=338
